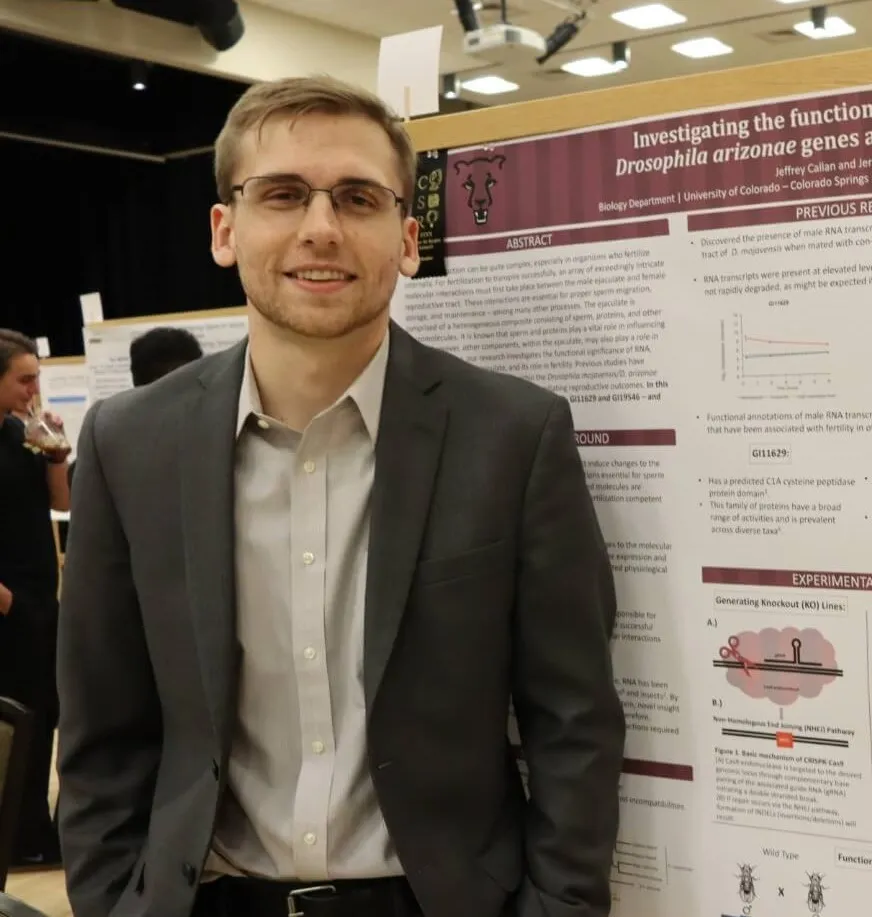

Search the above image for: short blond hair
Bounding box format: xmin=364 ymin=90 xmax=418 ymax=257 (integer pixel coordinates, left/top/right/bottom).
xmin=214 ymin=75 xmax=418 ymax=208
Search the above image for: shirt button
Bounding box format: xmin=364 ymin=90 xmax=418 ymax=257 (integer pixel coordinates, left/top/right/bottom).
xmin=302 ymin=552 xmax=315 ymax=565
xmin=312 ymin=740 xmax=325 ymax=754
xmin=181 ymin=862 xmax=197 ymax=885
xmin=303 ymin=460 xmax=316 ymax=473
xmin=303 ymin=832 xmax=317 ymax=846
xmin=303 ymin=646 xmax=317 ymax=660
xmin=257 ymin=418 xmax=270 ymax=430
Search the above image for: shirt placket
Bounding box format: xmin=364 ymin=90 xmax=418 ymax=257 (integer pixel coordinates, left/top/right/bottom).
xmin=289 ymin=419 xmax=334 ymax=879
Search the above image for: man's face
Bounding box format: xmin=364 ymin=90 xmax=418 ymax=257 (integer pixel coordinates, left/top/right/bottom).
xmin=0 ymin=353 xmax=39 ymax=415
xmin=211 ymin=112 xmax=420 ymax=340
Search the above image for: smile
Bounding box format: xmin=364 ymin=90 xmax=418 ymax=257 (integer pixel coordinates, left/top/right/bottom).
xmin=286 ymin=269 xmax=356 ymax=281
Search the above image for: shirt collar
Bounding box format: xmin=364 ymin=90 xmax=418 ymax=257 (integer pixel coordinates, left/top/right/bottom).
xmin=236 ymin=330 xmax=390 ymax=442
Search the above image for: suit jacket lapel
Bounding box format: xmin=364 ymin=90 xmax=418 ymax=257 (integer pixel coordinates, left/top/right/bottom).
xmin=364 ymin=323 xmax=446 ymax=712
xmin=180 ymin=341 xmax=245 ymax=749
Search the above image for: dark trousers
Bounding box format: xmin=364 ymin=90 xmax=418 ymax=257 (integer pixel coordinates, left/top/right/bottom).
xmin=191 ymin=876 xmax=421 ymax=917
xmin=0 ymin=587 xmax=59 ymax=856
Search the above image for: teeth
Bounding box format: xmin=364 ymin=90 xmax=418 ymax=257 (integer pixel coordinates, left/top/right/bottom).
xmin=293 ymin=270 xmax=349 ymax=281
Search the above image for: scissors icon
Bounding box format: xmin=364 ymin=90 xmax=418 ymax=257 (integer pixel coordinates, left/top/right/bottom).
xmin=719 ymin=635 xmax=753 ymax=677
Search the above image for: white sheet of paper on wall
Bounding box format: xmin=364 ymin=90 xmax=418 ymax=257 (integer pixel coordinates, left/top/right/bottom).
xmin=36 ymin=336 xmax=51 ymax=357
xmin=377 ymin=26 xmax=443 ymax=119
xmin=79 ymin=291 xmax=104 ymax=325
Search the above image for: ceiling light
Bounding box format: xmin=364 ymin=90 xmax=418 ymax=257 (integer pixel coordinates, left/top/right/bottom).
xmin=795 ymin=14 xmax=855 ymax=38
xmin=130 ymin=60 xmax=148 ymax=91
xmin=442 ymin=73 xmax=460 ymax=99
xmin=672 ymin=37 xmax=733 ymax=58
xmin=461 ymin=75 xmax=519 ymax=95
xmin=612 ymin=40 xmax=630 ymax=69
xmin=562 ymin=57 xmax=624 ymax=77
xmin=612 ymin=4 xmax=686 ymax=29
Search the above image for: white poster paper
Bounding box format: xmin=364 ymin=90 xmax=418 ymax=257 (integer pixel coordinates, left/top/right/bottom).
xmin=392 ymin=83 xmax=872 ymax=916
xmin=83 ymin=312 xmax=247 ymax=400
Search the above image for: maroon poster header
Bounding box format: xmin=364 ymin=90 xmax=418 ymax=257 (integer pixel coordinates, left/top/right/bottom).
xmin=448 ymin=219 xmax=668 ymax=258
xmin=575 ymin=429 xmax=677 ymax=447
xmin=447 ymin=90 xmax=872 ymax=236
xmin=688 ymin=195 xmax=872 ymax=231
xmin=703 ymin=566 xmax=872 ymax=591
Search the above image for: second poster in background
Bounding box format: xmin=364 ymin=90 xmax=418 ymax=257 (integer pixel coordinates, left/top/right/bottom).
xmin=394 ymin=84 xmax=872 ymax=917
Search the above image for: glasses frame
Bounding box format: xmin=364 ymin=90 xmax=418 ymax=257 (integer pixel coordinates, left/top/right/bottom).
xmin=228 ymin=174 xmax=407 ymax=216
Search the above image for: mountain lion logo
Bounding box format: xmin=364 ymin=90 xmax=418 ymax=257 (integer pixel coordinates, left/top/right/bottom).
xmin=454 ymin=154 xmax=506 ymax=225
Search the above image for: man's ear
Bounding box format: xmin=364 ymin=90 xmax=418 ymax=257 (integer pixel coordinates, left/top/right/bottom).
xmin=210 ymin=204 xmax=237 ymax=268
xmin=399 ymin=216 xmax=421 ymax=278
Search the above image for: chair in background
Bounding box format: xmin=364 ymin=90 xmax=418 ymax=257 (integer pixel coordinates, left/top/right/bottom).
xmin=0 ymin=699 xmax=34 ymax=891
xmin=0 ymin=891 xmax=50 ymax=917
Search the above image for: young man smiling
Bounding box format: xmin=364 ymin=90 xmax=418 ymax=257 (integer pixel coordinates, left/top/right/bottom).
xmin=57 ymin=77 xmax=624 ymax=917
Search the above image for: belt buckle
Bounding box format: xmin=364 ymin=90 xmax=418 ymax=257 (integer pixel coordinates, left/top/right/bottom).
xmin=287 ymin=884 xmax=337 ymax=917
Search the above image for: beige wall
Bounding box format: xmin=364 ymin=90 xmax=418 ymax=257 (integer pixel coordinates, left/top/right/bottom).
xmin=0 ymin=0 xmax=379 ymax=87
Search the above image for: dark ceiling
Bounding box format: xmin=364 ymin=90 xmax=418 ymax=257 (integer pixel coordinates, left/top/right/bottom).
xmin=0 ymin=27 xmax=248 ymax=156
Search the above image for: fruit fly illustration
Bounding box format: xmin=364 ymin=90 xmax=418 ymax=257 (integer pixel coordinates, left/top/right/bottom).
xmin=805 ymin=872 xmax=825 ymax=914
xmin=737 ymin=864 xmax=757 ymax=904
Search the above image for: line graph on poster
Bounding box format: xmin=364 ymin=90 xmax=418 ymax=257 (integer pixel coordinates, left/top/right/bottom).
xmin=720 ymin=314 xmax=835 ymax=399
xmin=713 ymin=627 xmax=842 ymax=704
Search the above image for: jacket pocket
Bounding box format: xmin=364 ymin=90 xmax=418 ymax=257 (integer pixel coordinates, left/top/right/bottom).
xmin=414 ymin=540 xmax=508 ymax=587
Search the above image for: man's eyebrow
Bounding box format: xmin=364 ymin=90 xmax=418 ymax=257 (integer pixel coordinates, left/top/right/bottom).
xmin=255 ymin=172 xmax=389 ymax=187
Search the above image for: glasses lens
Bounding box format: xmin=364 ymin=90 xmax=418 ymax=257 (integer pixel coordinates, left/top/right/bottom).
xmin=332 ymin=182 xmax=395 ymax=216
xmin=247 ymin=177 xmax=310 ymax=210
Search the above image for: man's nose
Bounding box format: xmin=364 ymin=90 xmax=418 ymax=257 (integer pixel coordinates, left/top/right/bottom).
xmin=297 ymin=192 xmax=343 ymax=244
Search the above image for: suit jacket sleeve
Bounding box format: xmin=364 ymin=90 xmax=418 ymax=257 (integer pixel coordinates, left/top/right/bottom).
xmin=512 ymin=396 xmax=625 ymax=917
xmin=57 ymin=401 xmax=162 ymax=917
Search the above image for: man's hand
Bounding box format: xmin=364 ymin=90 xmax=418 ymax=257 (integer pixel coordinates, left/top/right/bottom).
xmin=0 ymin=582 xmax=13 ymax=616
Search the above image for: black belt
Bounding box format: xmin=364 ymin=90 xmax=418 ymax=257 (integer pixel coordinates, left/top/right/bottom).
xmin=194 ymin=874 xmax=420 ymax=917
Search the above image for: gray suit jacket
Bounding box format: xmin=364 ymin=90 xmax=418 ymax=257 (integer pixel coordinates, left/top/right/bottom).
xmin=57 ymin=322 xmax=625 ymax=917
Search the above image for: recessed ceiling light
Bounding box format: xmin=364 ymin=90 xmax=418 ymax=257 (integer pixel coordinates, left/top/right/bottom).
xmin=795 ymin=15 xmax=856 ymax=38
xmin=672 ymin=36 xmax=733 ymax=58
xmin=612 ymin=4 xmax=687 ymax=29
xmin=461 ymin=75 xmax=519 ymax=95
xmin=562 ymin=57 xmax=626 ymax=77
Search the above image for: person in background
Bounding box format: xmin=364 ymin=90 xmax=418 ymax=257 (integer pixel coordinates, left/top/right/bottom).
xmin=0 ymin=328 xmax=70 ymax=869
xmin=57 ymin=76 xmax=624 ymax=917
xmin=128 ymin=326 xmax=204 ymax=387
xmin=67 ymin=327 xmax=203 ymax=489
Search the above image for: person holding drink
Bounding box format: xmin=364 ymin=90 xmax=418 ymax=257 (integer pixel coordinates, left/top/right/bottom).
xmin=0 ymin=328 xmax=70 ymax=868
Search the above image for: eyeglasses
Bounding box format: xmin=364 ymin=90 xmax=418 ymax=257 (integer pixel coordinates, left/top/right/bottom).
xmin=229 ymin=174 xmax=406 ymax=219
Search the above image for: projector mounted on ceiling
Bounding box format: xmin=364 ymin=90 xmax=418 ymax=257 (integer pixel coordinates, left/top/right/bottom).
xmin=462 ymin=23 xmax=547 ymax=59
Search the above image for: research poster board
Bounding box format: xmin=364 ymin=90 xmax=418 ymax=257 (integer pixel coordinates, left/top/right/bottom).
xmin=399 ymin=57 xmax=872 ymax=917
xmin=82 ymin=307 xmax=246 ymax=399
xmin=39 ymin=356 xmax=90 ymax=460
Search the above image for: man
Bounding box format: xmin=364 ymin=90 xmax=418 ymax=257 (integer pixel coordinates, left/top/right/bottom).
xmin=67 ymin=327 xmax=203 ymax=488
xmin=57 ymin=76 xmax=624 ymax=917
xmin=0 ymin=329 xmax=71 ymax=868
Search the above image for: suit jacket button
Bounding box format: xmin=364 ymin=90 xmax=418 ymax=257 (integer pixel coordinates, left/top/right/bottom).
xmin=182 ymin=862 xmax=197 ymax=885
xmin=211 ymin=759 xmax=219 ymax=780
